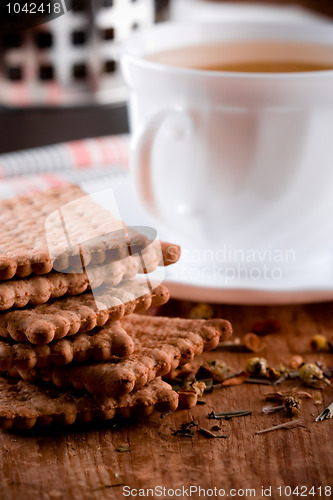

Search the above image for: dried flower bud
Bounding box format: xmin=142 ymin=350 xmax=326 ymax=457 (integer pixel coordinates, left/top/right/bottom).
xmin=178 ymin=390 xmax=198 ymax=409
xmin=245 ymin=357 xmax=267 ymax=377
xmin=310 ymin=335 xmax=329 ymax=352
xmin=189 ymin=303 xmax=214 ymax=319
xmin=284 ymin=396 xmax=301 ymax=417
xmin=206 ymin=360 xmax=231 ymax=382
xmin=266 ymin=367 xmax=281 ymax=381
xmin=243 ymin=333 xmax=264 ymax=353
xmin=266 ymin=391 xmax=311 ymax=402
xmin=274 ymin=364 xmax=288 ymax=375
xmin=192 ymin=381 xmax=206 ymax=397
xmin=288 ymin=355 xmax=304 ymax=370
xmin=299 ymin=363 xmax=325 ymax=388
xmin=314 ymin=392 xmax=323 ymax=406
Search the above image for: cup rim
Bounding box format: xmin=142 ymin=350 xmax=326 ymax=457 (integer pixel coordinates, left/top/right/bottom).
xmin=119 ymin=21 xmax=333 ymax=80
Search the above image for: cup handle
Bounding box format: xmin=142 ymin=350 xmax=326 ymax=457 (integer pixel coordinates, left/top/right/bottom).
xmin=131 ymin=107 xmax=193 ymax=222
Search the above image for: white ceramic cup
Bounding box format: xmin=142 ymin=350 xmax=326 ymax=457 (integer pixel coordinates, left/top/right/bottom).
xmin=121 ymin=22 xmax=333 ymax=276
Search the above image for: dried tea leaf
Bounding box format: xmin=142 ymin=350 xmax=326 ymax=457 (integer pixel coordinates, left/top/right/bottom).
xmin=314 ymin=392 xmax=323 ymax=406
xmin=198 ymin=427 xmax=228 ymax=439
xmin=116 ymin=445 xmax=131 ymax=453
xmin=288 ymin=356 xmax=304 ymax=370
xmin=255 ymin=419 xmax=305 ymax=435
xmin=221 ymin=371 xmax=250 ymax=387
xmin=172 ymin=420 xmax=198 ymax=437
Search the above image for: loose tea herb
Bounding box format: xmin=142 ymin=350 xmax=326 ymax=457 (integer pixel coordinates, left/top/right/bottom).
xmin=243 ymin=333 xmax=264 ymax=353
xmin=265 ymin=390 xmax=312 ymax=401
xmin=255 ymin=419 xmax=305 ymax=435
xmin=160 ymin=411 xmax=173 ymax=419
xmin=198 ymin=427 xmax=228 ymax=439
xmin=273 ymin=370 xmax=300 ymax=386
xmin=262 ymin=396 xmax=301 ymax=418
xmin=315 ymin=362 xmax=333 ymax=380
xmin=314 ymin=392 xmax=323 ymax=406
xmin=221 ymin=372 xmax=250 ymax=387
xmin=310 ymin=335 xmax=330 ymax=352
xmin=288 ymin=355 xmax=304 ymax=370
xmin=299 ymin=363 xmax=331 ymax=389
xmin=172 ymin=420 xmax=198 ymax=437
xmin=316 ymin=401 xmax=333 ymax=422
xmin=245 ymin=378 xmax=272 ymax=386
xmin=208 ymin=410 xmax=252 ymax=420
xmin=116 ymin=445 xmax=131 ymax=453
xmin=206 ymin=361 xmax=232 ymax=382
xmin=217 ymin=333 xmax=263 ymax=353
xmin=245 ymin=357 xmax=268 ymax=377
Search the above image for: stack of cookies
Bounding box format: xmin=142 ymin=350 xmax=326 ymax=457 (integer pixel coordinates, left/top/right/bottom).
xmin=0 ymin=184 xmax=232 ymax=430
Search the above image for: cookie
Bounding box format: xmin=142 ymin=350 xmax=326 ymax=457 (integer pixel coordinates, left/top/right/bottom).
xmin=0 ymin=321 xmax=135 ymax=371
xmin=0 ymin=184 xmax=181 ymax=280
xmin=0 ymin=236 xmax=171 ymax=312
xmin=16 ymin=315 xmax=232 ymax=396
xmin=0 ymin=376 xmax=178 ymax=430
xmin=0 ymin=282 xmax=169 ymax=344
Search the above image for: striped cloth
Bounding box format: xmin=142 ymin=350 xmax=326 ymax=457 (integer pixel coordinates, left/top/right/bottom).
xmin=0 ymin=134 xmax=130 ymax=198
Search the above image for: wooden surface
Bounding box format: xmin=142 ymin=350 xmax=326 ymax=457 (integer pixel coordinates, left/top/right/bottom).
xmin=1 ymin=299 xmax=333 ymax=500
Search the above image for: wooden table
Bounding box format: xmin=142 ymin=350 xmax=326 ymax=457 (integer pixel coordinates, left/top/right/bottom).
xmin=1 ymin=299 xmax=333 ymax=500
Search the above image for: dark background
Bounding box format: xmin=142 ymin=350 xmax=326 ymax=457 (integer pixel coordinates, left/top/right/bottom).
xmin=0 ymin=0 xmax=332 ymax=154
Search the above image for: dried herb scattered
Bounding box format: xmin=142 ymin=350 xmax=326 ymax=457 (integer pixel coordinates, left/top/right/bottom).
xmin=202 ymin=378 xmax=214 ymax=393
xmin=310 ymin=335 xmax=330 ymax=352
xmin=315 ymin=362 xmax=333 ymax=380
xmin=211 ymin=425 xmax=221 ymax=431
xmin=160 ymin=411 xmax=173 ymax=419
xmin=255 ymin=419 xmax=305 ymax=435
xmin=299 ymin=363 xmax=331 ymax=389
xmin=245 ymin=378 xmax=272 ymax=386
xmin=262 ymin=396 xmax=301 ymax=418
xmin=208 ymin=410 xmax=252 ymax=420
xmin=245 ymin=357 xmax=268 ymax=377
xmin=265 ymin=390 xmax=312 ymax=401
xmin=198 ymin=427 xmax=228 ymax=439
xmin=172 ymin=420 xmax=198 ymax=437
xmin=314 ymin=392 xmax=323 ymax=406
xmin=243 ymin=333 xmax=264 ymax=353
xmin=288 ymin=355 xmax=304 ymax=370
xmin=116 ymin=445 xmax=131 ymax=453
xmin=316 ymin=401 xmax=333 ymax=422
xmin=221 ymin=372 xmax=250 ymax=387
xmin=217 ymin=338 xmax=246 ymax=352
xmin=206 ymin=360 xmax=232 ymax=382
xmin=273 ymin=370 xmax=300 ymax=386
xmin=218 ymin=334 xmax=264 ymax=353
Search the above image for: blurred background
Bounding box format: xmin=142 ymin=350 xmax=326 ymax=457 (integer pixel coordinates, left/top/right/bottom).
xmin=1 ymin=0 xmax=332 ymax=154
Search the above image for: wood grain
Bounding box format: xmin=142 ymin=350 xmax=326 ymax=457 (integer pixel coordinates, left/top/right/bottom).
xmin=1 ymin=300 xmax=333 ymax=500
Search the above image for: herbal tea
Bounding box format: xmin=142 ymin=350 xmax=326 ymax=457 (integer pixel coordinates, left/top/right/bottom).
xmin=147 ymin=42 xmax=333 ymax=73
